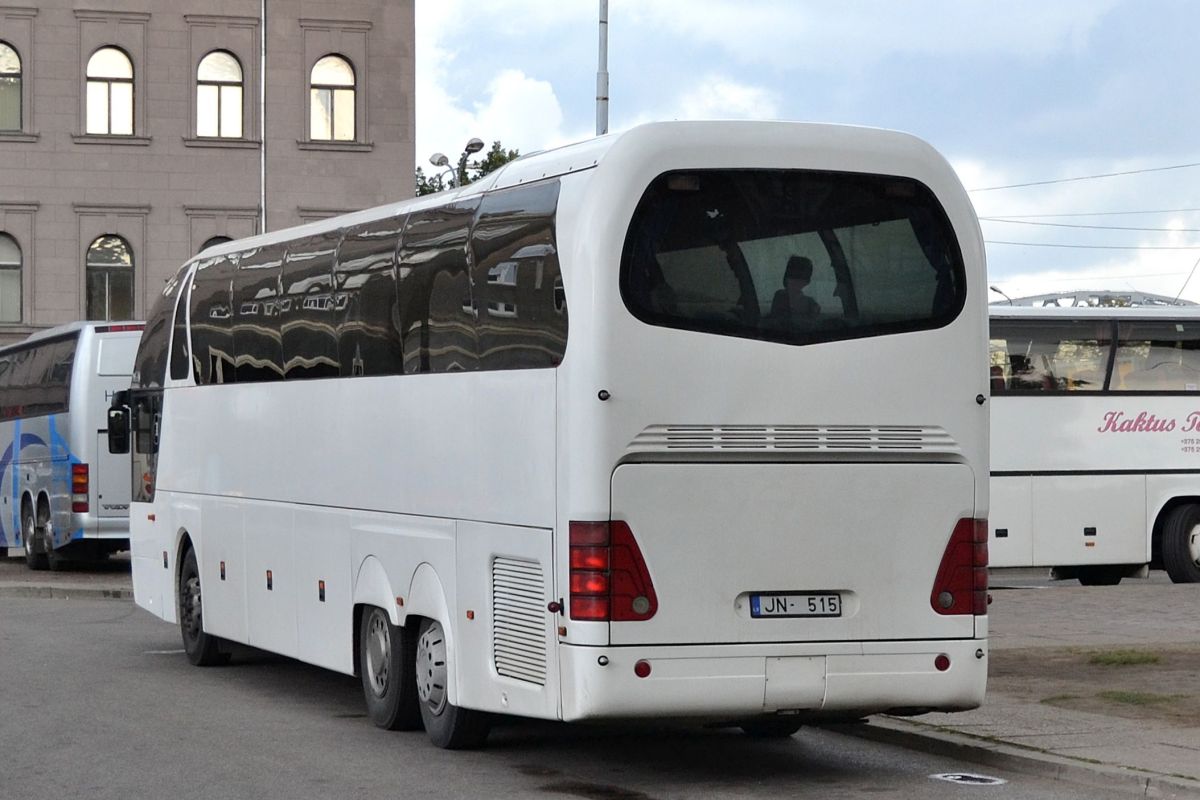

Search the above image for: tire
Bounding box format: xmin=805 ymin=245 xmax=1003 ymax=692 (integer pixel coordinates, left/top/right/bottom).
xmin=415 ymin=618 xmax=490 ymax=749
xmin=178 ymin=548 xmax=229 ymax=666
xmin=740 ymin=717 xmax=804 ymax=738
xmin=359 ymin=607 xmax=421 ymax=730
xmin=21 ymin=506 xmax=47 ymax=571
xmin=1076 ymin=566 xmax=1124 ymax=586
xmin=1162 ymin=504 xmax=1200 ymax=583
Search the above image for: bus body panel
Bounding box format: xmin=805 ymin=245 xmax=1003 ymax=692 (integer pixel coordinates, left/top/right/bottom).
xmin=609 ymin=462 xmax=977 ymax=646
xmin=990 ymin=382 xmax=1200 ymax=568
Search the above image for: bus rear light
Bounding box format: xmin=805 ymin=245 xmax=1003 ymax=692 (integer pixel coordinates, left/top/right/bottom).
xmin=71 ymin=463 xmax=89 ymax=513
xmin=930 ymin=518 xmax=988 ymax=616
xmin=568 ymin=520 xmax=658 ymax=622
xmin=634 ymin=659 xmax=652 ymax=678
xmin=934 ymin=654 xmax=951 ymax=672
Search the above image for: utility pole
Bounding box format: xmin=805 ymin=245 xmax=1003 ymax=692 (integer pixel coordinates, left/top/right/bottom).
xmin=596 ymin=0 xmax=609 ymax=136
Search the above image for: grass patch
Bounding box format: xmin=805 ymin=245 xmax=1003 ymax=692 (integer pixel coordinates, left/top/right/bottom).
xmin=1097 ymin=690 xmax=1176 ymax=706
xmin=1087 ymin=649 xmax=1160 ymax=666
xmin=1040 ymin=694 xmax=1081 ymax=705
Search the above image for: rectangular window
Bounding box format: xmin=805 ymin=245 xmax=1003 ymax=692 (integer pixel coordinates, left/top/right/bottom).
xmin=0 ymin=76 xmax=19 ymax=130
xmin=1112 ymin=320 xmax=1200 ymax=392
xmin=620 ymin=170 xmax=965 ymax=347
xmin=333 ymin=88 xmax=354 ymax=140
xmin=334 ymin=217 xmax=403 ymax=377
xmin=196 ymin=84 xmax=218 ymax=137
xmin=86 ymin=81 xmax=109 ymax=134
xmin=232 ymin=245 xmax=285 ymax=382
xmin=110 ymin=82 xmax=133 ymax=135
xmin=989 ymin=319 xmax=1113 ymax=393
xmin=188 ymin=253 xmax=237 ymax=385
xmin=310 ymin=88 xmax=331 ymax=140
xmin=221 ymin=85 xmax=242 ymax=138
xmin=281 ymin=231 xmax=340 ymax=379
xmin=0 ymin=267 xmax=19 ymax=322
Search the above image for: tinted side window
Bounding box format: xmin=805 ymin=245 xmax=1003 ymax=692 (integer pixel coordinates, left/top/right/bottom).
xmin=281 ymin=231 xmax=341 ymax=379
xmin=233 ymin=245 xmax=286 ymax=382
xmin=335 ymin=216 xmax=404 ymax=377
xmin=397 ymin=200 xmax=480 ymax=373
xmin=471 ymin=181 xmax=566 ymax=370
xmin=189 ymin=253 xmax=238 ymax=385
xmin=133 ymin=270 xmax=184 ymax=389
xmin=620 ymin=170 xmax=965 ymax=346
xmin=1113 ymin=320 xmax=1200 ymax=392
xmin=169 ymin=270 xmax=194 ymax=381
xmin=989 ymin=319 xmax=1114 ymax=393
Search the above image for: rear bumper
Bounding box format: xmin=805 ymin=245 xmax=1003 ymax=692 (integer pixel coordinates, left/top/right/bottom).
xmin=70 ymin=514 xmax=131 ymax=541
xmin=559 ymin=638 xmax=987 ymax=722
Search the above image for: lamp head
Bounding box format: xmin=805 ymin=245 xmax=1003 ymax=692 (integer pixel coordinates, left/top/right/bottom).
xmin=464 ymin=138 xmax=485 ymax=155
xmin=429 ymin=152 xmax=450 ymax=167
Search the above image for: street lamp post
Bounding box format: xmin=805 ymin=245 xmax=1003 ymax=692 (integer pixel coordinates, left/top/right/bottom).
xmin=428 ymin=137 xmax=485 ymax=190
xmin=989 ymin=285 xmax=1014 ymax=305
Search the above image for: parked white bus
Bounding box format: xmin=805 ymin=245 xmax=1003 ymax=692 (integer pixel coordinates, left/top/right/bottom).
xmin=113 ymin=121 xmax=989 ymax=749
xmin=0 ymin=321 xmax=143 ymax=569
xmin=989 ymin=306 xmax=1200 ymax=584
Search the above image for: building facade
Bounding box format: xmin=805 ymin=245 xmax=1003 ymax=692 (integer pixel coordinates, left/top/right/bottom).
xmin=0 ymin=0 xmax=415 ymax=343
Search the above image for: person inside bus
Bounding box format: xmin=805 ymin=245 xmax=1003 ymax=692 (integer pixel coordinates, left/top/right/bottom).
xmin=769 ymin=256 xmax=821 ymax=323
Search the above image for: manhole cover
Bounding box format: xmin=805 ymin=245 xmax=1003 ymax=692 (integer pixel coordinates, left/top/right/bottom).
xmin=930 ymin=773 xmax=1007 ymax=786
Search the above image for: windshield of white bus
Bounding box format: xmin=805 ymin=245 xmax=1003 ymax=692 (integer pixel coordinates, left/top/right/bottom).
xmin=619 ymin=170 xmax=966 ymax=346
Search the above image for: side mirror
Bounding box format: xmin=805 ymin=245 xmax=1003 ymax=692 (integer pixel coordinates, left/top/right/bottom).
xmin=108 ymin=391 xmax=131 ymax=454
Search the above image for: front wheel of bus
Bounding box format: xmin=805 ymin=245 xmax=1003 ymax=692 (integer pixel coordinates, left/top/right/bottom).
xmin=1163 ymin=505 xmax=1200 ymax=583
xmin=415 ymin=618 xmax=491 ymax=749
xmin=178 ymin=548 xmax=228 ymax=666
xmin=360 ymin=607 xmax=421 ymax=731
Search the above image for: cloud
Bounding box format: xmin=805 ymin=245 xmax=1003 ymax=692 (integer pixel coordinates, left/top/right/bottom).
xmin=674 ymin=76 xmax=780 ymax=120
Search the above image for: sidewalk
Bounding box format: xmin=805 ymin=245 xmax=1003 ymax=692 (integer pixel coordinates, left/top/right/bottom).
xmin=846 ymin=569 xmax=1200 ymax=798
xmin=3 ymin=557 xmax=1198 ymax=795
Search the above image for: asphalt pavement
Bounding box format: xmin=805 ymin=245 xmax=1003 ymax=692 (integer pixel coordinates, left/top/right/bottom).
xmin=1 ymin=557 xmax=1197 ymax=798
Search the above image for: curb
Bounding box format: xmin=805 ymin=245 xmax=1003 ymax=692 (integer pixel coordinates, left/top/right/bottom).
xmin=824 ymin=718 xmax=1200 ymax=799
xmin=0 ymin=584 xmax=133 ymax=601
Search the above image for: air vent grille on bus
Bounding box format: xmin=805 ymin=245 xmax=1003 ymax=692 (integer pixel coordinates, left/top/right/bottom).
xmin=628 ymin=425 xmax=961 ymax=455
xmin=491 ymin=557 xmax=548 ymax=686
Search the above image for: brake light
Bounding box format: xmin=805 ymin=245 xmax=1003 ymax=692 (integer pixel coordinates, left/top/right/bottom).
xmin=72 ymin=463 xmax=89 ymax=513
xmin=930 ymin=518 xmax=988 ymax=616
xmin=569 ymin=520 xmax=658 ymax=622
xmin=95 ymin=324 xmax=145 ymax=333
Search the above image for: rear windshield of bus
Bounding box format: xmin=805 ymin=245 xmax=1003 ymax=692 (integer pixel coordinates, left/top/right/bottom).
xmin=619 ymin=170 xmax=966 ymax=346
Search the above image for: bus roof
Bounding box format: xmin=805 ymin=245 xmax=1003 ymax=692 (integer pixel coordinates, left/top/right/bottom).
xmin=0 ymin=321 xmax=144 ymax=355
xmin=989 ymin=305 xmax=1200 ymax=322
xmin=191 ymin=120 xmax=957 ymax=264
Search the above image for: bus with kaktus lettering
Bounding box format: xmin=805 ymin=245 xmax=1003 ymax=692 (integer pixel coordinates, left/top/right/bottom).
xmin=110 ymin=121 xmax=989 ymax=749
xmin=989 ymin=306 xmax=1200 ymax=584
xmin=0 ymin=321 xmax=143 ymax=569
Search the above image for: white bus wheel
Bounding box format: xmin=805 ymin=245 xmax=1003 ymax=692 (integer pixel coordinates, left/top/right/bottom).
xmin=359 ymin=607 xmax=421 ymax=731
xmin=22 ymin=507 xmax=47 ymax=571
xmin=415 ymin=618 xmax=491 ymax=749
xmin=740 ymin=717 xmax=803 ymax=738
xmin=178 ymin=548 xmax=229 ymax=666
xmin=1163 ymin=505 xmax=1200 ymax=583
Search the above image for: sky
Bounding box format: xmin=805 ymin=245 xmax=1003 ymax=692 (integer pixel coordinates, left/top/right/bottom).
xmin=416 ymin=1 xmax=1200 ymax=303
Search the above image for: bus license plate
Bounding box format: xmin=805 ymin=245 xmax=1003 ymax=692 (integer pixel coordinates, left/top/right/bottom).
xmin=751 ymin=593 xmax=841 ymax=618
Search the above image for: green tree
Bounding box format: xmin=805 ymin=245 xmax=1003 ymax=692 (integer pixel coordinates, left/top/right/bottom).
xmin=414 ymin=140 xmax=521 ymax=197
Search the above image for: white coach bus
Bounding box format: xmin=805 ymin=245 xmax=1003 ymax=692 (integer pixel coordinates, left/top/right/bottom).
xmin=0 ymin=322 xmax=143 ymax=569
xmin=112 ymin=121 xmax=989 ymax=749
xmin=989 ymin=306 xmax=1200 ymax=584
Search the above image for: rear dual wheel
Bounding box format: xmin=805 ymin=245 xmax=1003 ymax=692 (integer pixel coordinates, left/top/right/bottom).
xmin=21 ymin=507 xmax=47 ymax=571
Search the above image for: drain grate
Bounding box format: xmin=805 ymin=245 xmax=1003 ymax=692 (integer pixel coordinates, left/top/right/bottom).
xmin=930 ymin=773 xmax=1007 ymax=786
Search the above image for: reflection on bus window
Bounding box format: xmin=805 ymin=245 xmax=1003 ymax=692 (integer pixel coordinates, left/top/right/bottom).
xmin=1113 ymin=321 xmax=1200 ymax=391
xmin=989 ymin=320 xmax=1112 ymax=393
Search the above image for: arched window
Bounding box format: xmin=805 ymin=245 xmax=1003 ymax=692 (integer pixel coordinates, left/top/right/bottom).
xmin=196 ymin=51 xmax=243 ymax=138
xmin=309 ymin=55 xmax=355 ymax=142
xmin=0 ymin=233 xmax=21 ymax=322
xmin=200 ymin=235 xmax=233 ymax=253
xmin=86 ymin=47 xmax=134 ymax=135
xmin=0 ymin=42 xmax=20 ymax=132
xmin=86 ymin=235 xmax=134 ymax=320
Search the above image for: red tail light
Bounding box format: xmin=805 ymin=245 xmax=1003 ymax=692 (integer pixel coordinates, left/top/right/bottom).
xmin=569 ymin=520 xmax=658 ymax=622
xmin=930 ymin=518 xmax=987 ymax=616
xmin=71 ymin=463 xmax=89 ymax=513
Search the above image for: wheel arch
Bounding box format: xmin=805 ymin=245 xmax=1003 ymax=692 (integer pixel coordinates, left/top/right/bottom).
xmin=174 ymin=528 xmax=195 ymax=601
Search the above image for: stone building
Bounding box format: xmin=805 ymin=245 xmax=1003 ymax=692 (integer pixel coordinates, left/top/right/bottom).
xmin=0 ymin=0 xmax=415 ymax=344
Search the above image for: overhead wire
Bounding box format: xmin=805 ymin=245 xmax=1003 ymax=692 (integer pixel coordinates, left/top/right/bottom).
xmin=968 ymin=161 xmax=1200 ymax=192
